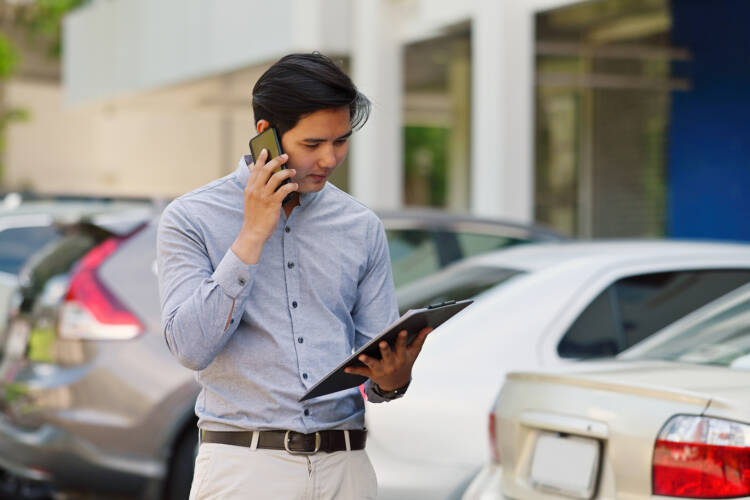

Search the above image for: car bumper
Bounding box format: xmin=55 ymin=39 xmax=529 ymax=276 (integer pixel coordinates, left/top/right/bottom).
xmin=462 ymin=463 xmax=507 ymax=500
xmin=0 ymin=412 xmax=163 ymax=495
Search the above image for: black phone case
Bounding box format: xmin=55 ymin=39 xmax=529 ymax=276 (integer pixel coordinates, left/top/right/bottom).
xmin=248 ymin=128 xmax=295 ymax=205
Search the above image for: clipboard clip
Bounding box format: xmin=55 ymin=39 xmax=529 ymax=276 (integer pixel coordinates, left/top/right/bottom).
xmin=427 ymin=300 xmax=457 ymax=309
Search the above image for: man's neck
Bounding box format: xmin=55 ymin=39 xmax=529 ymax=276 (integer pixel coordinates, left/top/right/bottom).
xmin=283 ymin=193 xmax=301 ymax=218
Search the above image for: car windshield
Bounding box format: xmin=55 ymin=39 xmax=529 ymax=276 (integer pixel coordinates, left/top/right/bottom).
xmin=387 ymin=228 xmax=525 ymax=288
xmin=622 ymin=286 xmax=750 ymax=368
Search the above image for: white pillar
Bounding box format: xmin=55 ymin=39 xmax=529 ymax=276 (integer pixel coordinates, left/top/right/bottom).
xmin=350 ymin=0 xmax=403 ymax=210
xmin=471 ymin=0 xmax=534 ymax=223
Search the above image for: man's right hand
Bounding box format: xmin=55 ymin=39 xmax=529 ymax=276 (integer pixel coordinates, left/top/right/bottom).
xmin=230 ymin=149 xmax=298 ymax=265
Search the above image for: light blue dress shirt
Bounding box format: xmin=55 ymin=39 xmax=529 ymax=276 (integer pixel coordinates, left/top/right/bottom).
xmin=157 ymin=156 xmax=399 ymax=433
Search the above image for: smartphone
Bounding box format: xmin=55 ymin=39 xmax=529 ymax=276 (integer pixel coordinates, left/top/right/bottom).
xmin=248 ymin=127 xmax=295 ymax=205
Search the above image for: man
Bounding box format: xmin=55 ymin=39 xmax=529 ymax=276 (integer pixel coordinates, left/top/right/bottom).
xmin=157 ymin=53 xmax=431 ymax=499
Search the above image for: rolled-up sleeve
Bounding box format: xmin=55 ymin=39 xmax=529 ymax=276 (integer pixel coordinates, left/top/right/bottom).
xmin=157 ymin=201 xmax=255 ymax=371
xmin=350 ymin=218 xmax=401 ymax=403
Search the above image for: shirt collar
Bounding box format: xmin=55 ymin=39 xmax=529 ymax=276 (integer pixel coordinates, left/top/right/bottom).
xmin=233 ymin=156 xmax=323 ymax=208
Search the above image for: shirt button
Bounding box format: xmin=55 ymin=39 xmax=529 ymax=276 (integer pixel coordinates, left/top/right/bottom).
xmin=298 ymin=337 xmax=303 ymax=344
xmin=302 ymin=373 xmax=308 ymax=379
xmin=292 ymin=301 xmax=298 ymax=308
xmin=304 ymin=409 xmax=310 ymax=416
xmin=230 ymin=319 xmax=234 ymax=324
xmin=285 ymin=227 xmax=291 ymax=233
xmin=287 ymin=262 xmax=294 ymax=269
xmin=238 ymin=278 xmax=246 ymax=286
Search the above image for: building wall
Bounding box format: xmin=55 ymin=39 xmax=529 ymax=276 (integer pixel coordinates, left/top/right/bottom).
xmin=668 ymin=0 xmax=750 ymax=241
xmin=5 ymin=67 xmax=266 ymax=197
xmin=50 ymin=0 xmax=584 ymax=218
xmin=63 ymin=0 xmax=351 ymax=104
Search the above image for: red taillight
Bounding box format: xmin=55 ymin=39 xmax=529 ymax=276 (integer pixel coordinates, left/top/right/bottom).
xmin=489 ymin=411 xmax=501 ymax=463
xmin=653 ymin=416 xmax=750 ymax=498
xmin=58 ymin=236 xmax=143 ymax=340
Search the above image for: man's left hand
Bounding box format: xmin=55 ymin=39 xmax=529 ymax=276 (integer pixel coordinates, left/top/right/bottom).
xmin=344 ymin=327 xmax=433 ymax=391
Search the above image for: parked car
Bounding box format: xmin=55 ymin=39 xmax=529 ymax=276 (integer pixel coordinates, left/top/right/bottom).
xmin=0 ymin=209 xmax=558 ymax=499
xmin=0 ymin=198 xmax=155 ymax=353
xmin=464 ymin=281 xmax=750 ymax=500
xmin=366 ymin=240 xmax=750 ymax=499
xmin=377 ymin=209 xmax=564 ymax=288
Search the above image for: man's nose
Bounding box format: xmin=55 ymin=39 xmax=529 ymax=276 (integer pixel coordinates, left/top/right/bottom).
xmin=318 ymin=144 xmax=337 ymax=169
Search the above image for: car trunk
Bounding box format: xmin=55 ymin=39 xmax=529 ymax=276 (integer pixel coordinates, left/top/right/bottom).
xmin=494 ymin=361 xmax=750 ymax=499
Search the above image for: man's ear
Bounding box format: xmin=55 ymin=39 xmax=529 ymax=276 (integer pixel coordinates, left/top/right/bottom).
xmin=256 ymin=120 xmax=270 ymax=134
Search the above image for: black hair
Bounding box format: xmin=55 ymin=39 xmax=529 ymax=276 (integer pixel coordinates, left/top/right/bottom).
xmin=252 ymin=52 xmax=371 ymax=137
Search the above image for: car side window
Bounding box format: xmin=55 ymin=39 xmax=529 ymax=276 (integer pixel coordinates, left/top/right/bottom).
xmin=557 ymin=269 xmax=750 ymax=359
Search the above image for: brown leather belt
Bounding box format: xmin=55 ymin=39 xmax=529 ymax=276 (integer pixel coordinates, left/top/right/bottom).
xmin=200 ymin=429 xmax=366 ymax=455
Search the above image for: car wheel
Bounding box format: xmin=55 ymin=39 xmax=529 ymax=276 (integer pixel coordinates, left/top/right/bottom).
xmin=164 ymin=430 xmax=198 ymax=500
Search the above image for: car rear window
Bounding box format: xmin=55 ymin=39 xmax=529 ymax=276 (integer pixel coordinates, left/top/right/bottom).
xmin=19 ymin=229 xmax=110 ymax=309
xmin=0 ymin=225 xmax=61 ymax=275
xmin=557 ymin=269 xmax=750 ymax=359
xmin=625 ymin=290 xmax=750 ymax=368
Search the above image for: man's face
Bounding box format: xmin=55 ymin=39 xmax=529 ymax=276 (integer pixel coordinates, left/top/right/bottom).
xmin=280 ymin=106 xmax=352 ymax=193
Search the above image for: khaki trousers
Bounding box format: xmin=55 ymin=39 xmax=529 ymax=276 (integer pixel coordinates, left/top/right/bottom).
xmin=188 ymin=442 xmax=378 ymax=500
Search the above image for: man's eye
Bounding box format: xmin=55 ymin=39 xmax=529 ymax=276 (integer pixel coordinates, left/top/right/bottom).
xmin=304 ymin=144 xmax=318 ymax=150
xmin=335 ymin=139 xmax=349 ymax=145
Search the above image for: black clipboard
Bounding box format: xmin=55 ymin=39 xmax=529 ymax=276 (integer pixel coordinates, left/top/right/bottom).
xmin=299 ymin=299 xmax=473 ymax=402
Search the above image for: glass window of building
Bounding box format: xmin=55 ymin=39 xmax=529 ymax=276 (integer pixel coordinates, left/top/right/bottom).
xmin=534 ymin=0 xmax=686 ymax=238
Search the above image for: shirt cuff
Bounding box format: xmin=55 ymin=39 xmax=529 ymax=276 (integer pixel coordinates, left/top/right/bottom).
xmin=212 ymin=248 xmax=257 ymax=298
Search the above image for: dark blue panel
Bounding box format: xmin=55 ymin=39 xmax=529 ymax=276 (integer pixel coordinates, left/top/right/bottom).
xmin=668 ymin=0 xmax=750 ymax=241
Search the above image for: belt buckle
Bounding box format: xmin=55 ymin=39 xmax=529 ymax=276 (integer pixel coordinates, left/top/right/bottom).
xmin=284 ymin=430 xmax=321 ymax=455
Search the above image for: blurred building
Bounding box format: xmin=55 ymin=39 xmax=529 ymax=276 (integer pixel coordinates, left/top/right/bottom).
xmin=3 ymin=0 xmax=749 ymax=240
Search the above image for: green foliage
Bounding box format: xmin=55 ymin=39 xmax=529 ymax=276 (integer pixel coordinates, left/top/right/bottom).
xmin=0 ymin=0 xmax=82 ymax=185
xmin=3 ymin=382 xmax=28 ymax=403
xmin=27 ymin=326 xmax=55 ymax=363
xmin=404 ymin=126 xmax=449 ymax=207
xmin=0 ymin=33 xmax=19 ymax=80
xmin=14 ymin=0 xmax=86 ymax=58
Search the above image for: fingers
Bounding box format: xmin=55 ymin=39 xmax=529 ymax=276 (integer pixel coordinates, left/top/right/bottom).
xmin=394 ymin=330 xmax=408 ymax=354
xmin=407 ymin=327 xmax=433 ymax=356
xmin=379 ymin=340 xmax=395 ymax=364
xmin=344 ymin=354 xmax=377 ymax=377
xmin=248 ymin=148 xmax=268 ymax=182
xmin=344 ymin=365 xmax=370 ymax=377
xmin=265 ymin=168 xmax=296 ymax=195
xmin=252 ymin=150 xmax=289 ymax=186
xmin=273 ymin=181 xmax=299 ymax=203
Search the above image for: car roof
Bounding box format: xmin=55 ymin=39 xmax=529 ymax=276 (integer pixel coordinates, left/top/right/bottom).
xmin=461 ymin=239 xmax=750 ymax=272
xmin=0 ymin=199 xmax=157 ymax=234
xmin=375 ymin=208 xmax=566 ymax=241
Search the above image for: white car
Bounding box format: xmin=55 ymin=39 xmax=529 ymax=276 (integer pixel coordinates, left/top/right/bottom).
xmin=463 ymin=282 xmax=750 ymax=500
xmin=366 ymin=240 xmax=750 ymax=499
